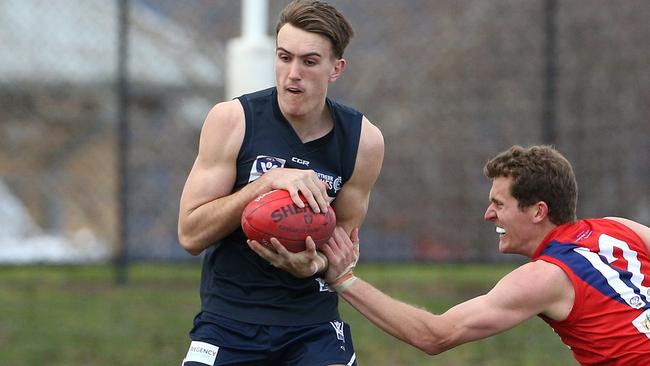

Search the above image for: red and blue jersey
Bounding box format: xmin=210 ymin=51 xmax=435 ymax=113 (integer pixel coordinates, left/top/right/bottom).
xmin=533 ymin=218 xmax=650 ymax=365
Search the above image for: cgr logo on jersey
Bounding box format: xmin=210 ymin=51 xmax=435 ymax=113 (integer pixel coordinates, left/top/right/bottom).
xmin=249 ymin=155 xmax=286 ymax=183
xmin=291 ymin=157 xmax=310 ymax=166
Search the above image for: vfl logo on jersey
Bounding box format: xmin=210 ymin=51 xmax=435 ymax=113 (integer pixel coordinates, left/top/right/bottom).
xmin=249 ymin=155 xmax=285 ymax=183
xmin=316 ymin=277 xmax=334 ymax=292
xmin=330 ymin=321 xmax=345 ymax=342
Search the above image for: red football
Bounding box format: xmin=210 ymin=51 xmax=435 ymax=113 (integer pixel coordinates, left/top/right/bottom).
xmin=241 ymin=189 xmax=336 ymax=253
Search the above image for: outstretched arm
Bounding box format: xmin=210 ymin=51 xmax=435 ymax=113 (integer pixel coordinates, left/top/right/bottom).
xmin=322 ymin=232 xmax=574 ymax=355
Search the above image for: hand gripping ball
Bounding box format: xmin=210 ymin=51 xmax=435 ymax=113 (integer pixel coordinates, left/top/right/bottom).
xmin=241 ymin=190 xmax=336 ymax=253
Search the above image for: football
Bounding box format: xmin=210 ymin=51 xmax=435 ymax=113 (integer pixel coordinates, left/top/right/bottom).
xmin=241 ymin=189 xmax=336 ymax=253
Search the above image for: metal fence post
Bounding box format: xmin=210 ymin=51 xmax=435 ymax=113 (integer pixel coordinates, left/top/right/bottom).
xmin=115 ymin=0 xmax=130 ymax=285
xmin=542 ymin=0 xmax=558 ymax=145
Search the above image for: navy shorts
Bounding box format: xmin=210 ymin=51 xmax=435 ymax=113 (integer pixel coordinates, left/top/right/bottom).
xmin=181 ymin=312 xmax=357 ymax=366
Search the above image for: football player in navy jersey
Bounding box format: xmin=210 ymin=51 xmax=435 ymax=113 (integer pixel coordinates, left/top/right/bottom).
xmin=323 ymin=145 xmax=650 ymax=365
xmin=178 ymin=1 xmax=384 ymax=365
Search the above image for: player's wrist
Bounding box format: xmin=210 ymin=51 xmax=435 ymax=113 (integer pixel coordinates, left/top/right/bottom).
xmin=328 ymin=270 xmax=357 ymax=293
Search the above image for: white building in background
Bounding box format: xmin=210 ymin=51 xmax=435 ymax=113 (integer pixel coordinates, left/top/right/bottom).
xmin=0 ymin=0 xmax=225 ymax=263
xmin=0 ymin=0 xmax=223 ymax=87
xmin=0 ymin=179 xmax=109 ymax=263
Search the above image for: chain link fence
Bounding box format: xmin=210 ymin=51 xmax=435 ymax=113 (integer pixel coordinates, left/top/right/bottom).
xmin=1 ymin=0 xmax=649 ymax=264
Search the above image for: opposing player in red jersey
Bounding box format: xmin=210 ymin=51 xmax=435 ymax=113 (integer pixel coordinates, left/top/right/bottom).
xmin=321 ymin=145 xmax=650 ymax=365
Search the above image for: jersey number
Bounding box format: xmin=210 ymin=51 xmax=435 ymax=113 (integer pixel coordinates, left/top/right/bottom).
xmin=574 ymin=234 xmax=650 ymax=338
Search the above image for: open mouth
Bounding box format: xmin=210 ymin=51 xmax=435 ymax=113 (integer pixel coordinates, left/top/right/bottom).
xmin=496 ymin=226 xmax=506 ymax=235
xmin=287 ymin=87 xmax=303 ymax=94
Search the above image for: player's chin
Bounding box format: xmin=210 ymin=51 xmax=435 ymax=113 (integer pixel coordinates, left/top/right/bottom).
xmin=282 ymin=102 xmax=307 ymax=116
xmin=497 ymin=238 xmax=509 ymax=253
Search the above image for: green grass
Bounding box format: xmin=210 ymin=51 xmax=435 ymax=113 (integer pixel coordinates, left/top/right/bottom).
xmin=0 ymin=263 xmax=576 ymax=365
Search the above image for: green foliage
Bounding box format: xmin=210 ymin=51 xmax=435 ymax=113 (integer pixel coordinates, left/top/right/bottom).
xmin=0 ymin=263 xmax=575 ymax=365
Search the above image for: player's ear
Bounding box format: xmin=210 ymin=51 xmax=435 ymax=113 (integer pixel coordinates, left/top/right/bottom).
xmin=532 ymin=201 xmax=549 ymax=223
xmin=329 ymin=58 xmax=346 ymax=82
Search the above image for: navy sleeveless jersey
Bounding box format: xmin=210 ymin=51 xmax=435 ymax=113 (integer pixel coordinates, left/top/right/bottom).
xmin=198 ymin=87 xmax=363 ymax=326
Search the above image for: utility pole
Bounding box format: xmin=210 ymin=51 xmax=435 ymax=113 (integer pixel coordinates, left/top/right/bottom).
xmin=226 ymin=0 xmax=275 ymax=100
xmin=115 ymin=0 xmax=130 ymax=285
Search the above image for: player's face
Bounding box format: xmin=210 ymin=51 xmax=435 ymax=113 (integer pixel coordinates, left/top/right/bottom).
xmin=275 ymin=24 xmax=344 ymax=119
xmin=484 ymin=176 xmax=539 ymax=255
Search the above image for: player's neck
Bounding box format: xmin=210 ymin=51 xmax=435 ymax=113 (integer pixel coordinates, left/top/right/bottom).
xmin=285 ymin=105 xmax=333 ymax=143
xmin=525 ymin=222 xmax=559 ymax=257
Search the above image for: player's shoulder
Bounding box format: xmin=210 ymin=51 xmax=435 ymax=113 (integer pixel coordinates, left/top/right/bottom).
xmin=197 ymin=100 xmax=246 ymax=155
xmin=510 ymin=260 xmax=565 ymax=281
xmin=359 ymin=116 xmax=384 ymax=150
xmin=603 ymin=216 xmax=645 ymax=229
xmin=346 ymin=116 xmax=384 ymax=183
xmin=496 ymin=260 xmax=573 ymax=302
xmin=203 ymin=99 xmax=245 ymax=132
xmin=522 ymin=259 xmax=568 ymax=278
xmin=207 ymin=99 xmax=244 ymax=120
xmin=501 ymin=260 xmax=573 ymax=304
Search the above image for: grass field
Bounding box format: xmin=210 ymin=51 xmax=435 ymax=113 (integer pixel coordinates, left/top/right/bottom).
xmin=0 ymin=262 xmax=576 ymax=365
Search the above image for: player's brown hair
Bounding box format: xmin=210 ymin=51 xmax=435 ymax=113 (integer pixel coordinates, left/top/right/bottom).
xmin=276 ymin=0 xmax=354 ymax=59
xmin=484 ymin=145 xmax=577 ymax=225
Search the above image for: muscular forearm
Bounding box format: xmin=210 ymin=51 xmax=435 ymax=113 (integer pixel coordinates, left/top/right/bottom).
xmin=339 ymin=278 xmax=452 ymax=356
xmin=178 ymin=178 xmax=275 ymax=255
xmin=178 ymin=196 xmax=246 ymax=255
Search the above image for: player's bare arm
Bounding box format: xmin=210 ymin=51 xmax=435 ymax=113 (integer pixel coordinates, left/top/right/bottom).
xmin=178 ymin=101 xmax=321 ymax=255
xmin=427 ymin=261 xmax=574 ymax=351
xmin=332 ymin=116 xmax=384 ymax=233
xmin=178 ymin=100 xmax=249 ymax=255
xmin=324 ymin=232 xmax=574 ymax=355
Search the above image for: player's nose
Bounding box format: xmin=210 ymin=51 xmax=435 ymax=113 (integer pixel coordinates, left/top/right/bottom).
xmin=484 ymin=204 xmax=496 ymax=221
xmin=288 ymin=60 xmax=301 ymax=79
